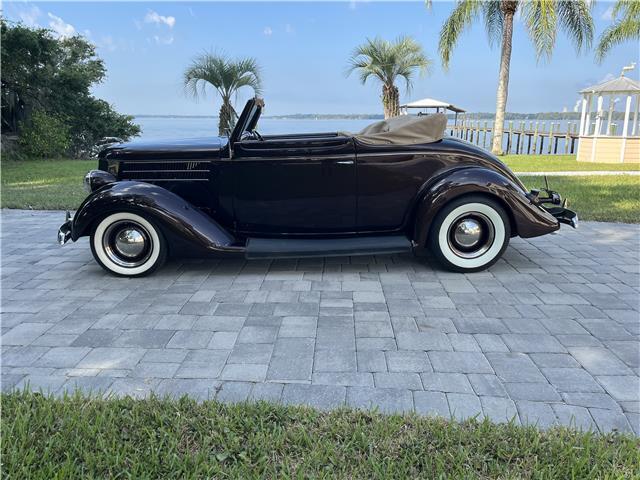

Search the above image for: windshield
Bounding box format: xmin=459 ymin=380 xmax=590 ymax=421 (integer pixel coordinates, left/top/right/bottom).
xmin=230 ymin=98 xmax=263 ymax=143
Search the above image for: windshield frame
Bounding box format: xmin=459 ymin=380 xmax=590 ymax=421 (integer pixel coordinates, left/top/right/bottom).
xmin=229 ymin=97 xmax=264 ymax=145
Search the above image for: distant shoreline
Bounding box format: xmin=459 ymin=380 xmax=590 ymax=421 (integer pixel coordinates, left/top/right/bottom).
xmin=132 ymin=112 xmax=608 ymax=120
xmin=131 ymin=114 xmax=383 ymax=119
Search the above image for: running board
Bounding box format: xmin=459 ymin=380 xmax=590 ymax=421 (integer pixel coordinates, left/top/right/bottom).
xmin=245 ymin=236 xmax=412 ymax=259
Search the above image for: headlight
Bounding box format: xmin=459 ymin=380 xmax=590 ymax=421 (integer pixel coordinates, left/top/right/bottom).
xmin=83 ymin=171 xmax=92 ymax=192
xmin=83 ymin=170 xmax=117 ymax=193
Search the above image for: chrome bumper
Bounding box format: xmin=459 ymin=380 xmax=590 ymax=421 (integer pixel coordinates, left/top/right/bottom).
xmin=544 ymin=206 xmax=579 ymax=229
xmin=58 ymin=211 xmax=73 ymax=245
xmin=528 ymin=188 xmax=578 ymax=229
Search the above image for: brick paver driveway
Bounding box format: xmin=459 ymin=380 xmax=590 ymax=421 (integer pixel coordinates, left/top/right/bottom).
xmin=2 ymin=210 xmax=638 ymax=434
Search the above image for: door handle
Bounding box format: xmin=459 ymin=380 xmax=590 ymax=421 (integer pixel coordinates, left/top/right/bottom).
xmin=334 ymin=160 xmax=354 ymax=165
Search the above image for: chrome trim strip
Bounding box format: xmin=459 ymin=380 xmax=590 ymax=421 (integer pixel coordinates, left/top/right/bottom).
xmin=122 ymin=170 xmax=210 ymax=174
xmin=235 ymin=154 xmax=355 ymax=162
xmin=119 ymin=159 xmax=212 ymax=163
xmin=355 ymin=151 xmax=437 ymax=158
xmin=120 ymin=178 xmax=209 ymax=182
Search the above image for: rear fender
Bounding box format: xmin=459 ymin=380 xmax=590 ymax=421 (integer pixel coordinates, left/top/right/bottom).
xmin=412 ymin=167 xmax=559 ymax=247
xmin=72 ymin=181 xmax=239 ymax=254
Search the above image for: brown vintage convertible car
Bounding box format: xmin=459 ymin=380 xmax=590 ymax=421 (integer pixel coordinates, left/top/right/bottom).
xmin=59 ymin=98 xmax=577 ymax=277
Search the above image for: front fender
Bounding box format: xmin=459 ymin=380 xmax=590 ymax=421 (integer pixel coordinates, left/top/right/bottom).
xmin=413 ymin=167 xmax=559 ymax=247
xmin=72 ymin=181 xmax=238 ymax=254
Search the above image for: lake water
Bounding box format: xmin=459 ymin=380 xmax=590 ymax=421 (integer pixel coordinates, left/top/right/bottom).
xmin=134 ymin=117 xmax=375 ymax=140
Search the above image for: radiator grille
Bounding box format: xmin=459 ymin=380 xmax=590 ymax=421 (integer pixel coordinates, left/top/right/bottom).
xmin=118 ymin=160 xmax=211 ymax=182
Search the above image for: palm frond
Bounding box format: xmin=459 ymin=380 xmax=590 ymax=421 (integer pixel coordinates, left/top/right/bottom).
xmin=226 ymin=57 xmax=263 ymax=96
xmin=612 ymin=0 xmax=640 ymax=18
xmin=521 ymin=0 xmax=594 ymax=62
xmin=346 ymin=36 xmax=430 ymax=90
xmin=346 ymin=37 xmax=389 ymax=85
xmin=438 ymin=0 xmax=483 ymax=70
xmin=556 ymin=0 xmax=594 ymax=54
xmin=521 ymin=0 xmax=558 ymax=61
xmin=183 ymin=52 xmax=262 ymax=102
xmin=392 ymin=35 xmax=432 ymax=91
xmin=596 ymin=0 xmax=640 ymax=61
xmin=483 ymin=0 xmax=505 ymax=48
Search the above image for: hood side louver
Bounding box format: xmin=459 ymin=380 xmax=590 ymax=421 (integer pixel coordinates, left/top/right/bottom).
xmin=117 ymin=160 xmax=211 ymax=182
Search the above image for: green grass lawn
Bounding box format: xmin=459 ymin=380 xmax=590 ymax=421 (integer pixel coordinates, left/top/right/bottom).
xmin=3 ymin=392 xmax=638 ymax=479
xmin=1 ymin=158 xmax=93 ymax=210
xmin=501 ymin=154 xmax=640 ymax=172
xmin=2 ymin=158 xmax=639 ymax=222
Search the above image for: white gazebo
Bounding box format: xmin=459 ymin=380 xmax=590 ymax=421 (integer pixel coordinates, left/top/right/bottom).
xmin=400 ymin=97 xmax=466 ymax=125
xmin=577 ymin=63 xmax=640 ymax=163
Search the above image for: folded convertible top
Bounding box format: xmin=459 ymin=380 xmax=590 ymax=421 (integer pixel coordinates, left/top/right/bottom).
xmin=354 ymin=113 xmax=447 ymax=145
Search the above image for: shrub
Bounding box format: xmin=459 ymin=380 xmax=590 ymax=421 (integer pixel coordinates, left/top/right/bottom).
xmin=18 ymin=110 xmax=70 ymax=158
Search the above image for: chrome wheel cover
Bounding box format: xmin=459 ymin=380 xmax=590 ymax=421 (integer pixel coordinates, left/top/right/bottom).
xmin=102 ymin=220 xmax=153 ymax=268
xmin=447 ymin=212 xmax=495 ymax=259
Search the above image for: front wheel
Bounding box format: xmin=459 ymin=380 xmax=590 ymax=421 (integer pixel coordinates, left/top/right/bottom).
xmin=428 ymin=195 xmax=510 ymax=273
xmin=90 ymin=212 xmax=167 ymax=277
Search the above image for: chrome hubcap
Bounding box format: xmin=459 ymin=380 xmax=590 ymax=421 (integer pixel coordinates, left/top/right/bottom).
xmin=114 ymin=228 xmax=146 ymax=258
xmin=453 ymin=219 xmax=482 ymax=248
xmin=447 ymin=212 xmax=495 ymax=259
xmin=103 ymin=220 xmax=152 ymax=268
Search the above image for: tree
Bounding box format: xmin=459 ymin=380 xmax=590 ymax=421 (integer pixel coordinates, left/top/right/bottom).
xmin=347 ymin=36 xmax=431 ymax=119
xmin=596 ymin=0 xmax=640 ymax=62
xmin=435 ymin=0 xmax=594 ymax=155
xmin=18 ymin=111 xmax=70 ymax=158
xmin=183 ymin=53 xmax=262 ymax=136
xmin=1 ymin=19 xmax=140 ymax=157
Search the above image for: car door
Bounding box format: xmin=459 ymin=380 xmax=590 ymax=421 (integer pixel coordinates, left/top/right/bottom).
xmin=355 ymin=140 xmax=444 ymax=233
xmin=232 ymin=136 xmax=357 ymax=235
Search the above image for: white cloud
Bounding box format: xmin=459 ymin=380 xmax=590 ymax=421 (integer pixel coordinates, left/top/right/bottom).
xmin=285 ymin=23 xmax=294 ymax=34
xmin=138 ymin=10 xmax=176 ymax=46
xmin=145 ymin=10 xmax=176 ymax=29
xmin=153 ymin=35 xmax=174 ymax=45
xmin=48 ymin=13 xmax=76 ymax=38
xmin=601 ymin=6 xmax=614 ymax=21
xmin=17 ymin=5 xmax=41 ymax=27
xmin=263 ymin=26 xmax=273 ymax=37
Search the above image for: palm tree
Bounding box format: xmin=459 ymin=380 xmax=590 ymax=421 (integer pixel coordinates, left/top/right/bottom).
xmin=596 ymin=0 xmax=640 ymax=62
xmin=184 ymin=53 xmax=262 ymax=136
xmin=347 ymin=36 xmax=431 ymax=119
xmin=435 ymin=1 xmax=594 ymax=155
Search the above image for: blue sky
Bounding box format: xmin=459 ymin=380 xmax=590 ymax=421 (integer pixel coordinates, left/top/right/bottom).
xmin=4 ymin=1 xmax=638 ymax=115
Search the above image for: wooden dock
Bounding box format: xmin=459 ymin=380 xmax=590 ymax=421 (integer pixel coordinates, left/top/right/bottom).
xmin=450 ymin=118 xmax=580 ymax=155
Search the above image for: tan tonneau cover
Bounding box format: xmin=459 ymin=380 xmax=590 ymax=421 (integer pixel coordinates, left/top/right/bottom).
xmin=354 ymin=113 xmax=447 ymax=145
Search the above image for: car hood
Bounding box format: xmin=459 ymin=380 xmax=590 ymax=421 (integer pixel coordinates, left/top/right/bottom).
xmin=99 ymin=137 xmax=228 ymax=160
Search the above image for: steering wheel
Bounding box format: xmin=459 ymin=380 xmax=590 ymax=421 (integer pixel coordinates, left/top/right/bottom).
xmin=252 ymin=130 xmax=264 ymax=141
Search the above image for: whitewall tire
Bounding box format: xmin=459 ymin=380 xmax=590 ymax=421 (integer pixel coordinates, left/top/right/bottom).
xmin=90 ymin=212 xmax=167 ymax=277
xmin=428 ymin=196 xmax=510 ymax=273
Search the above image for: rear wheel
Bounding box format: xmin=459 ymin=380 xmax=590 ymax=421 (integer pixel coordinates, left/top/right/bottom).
xmin=90 ymin=212 xmax=167 ymax=277
xmin=428 ymin=195 xmax=510 ymax=273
